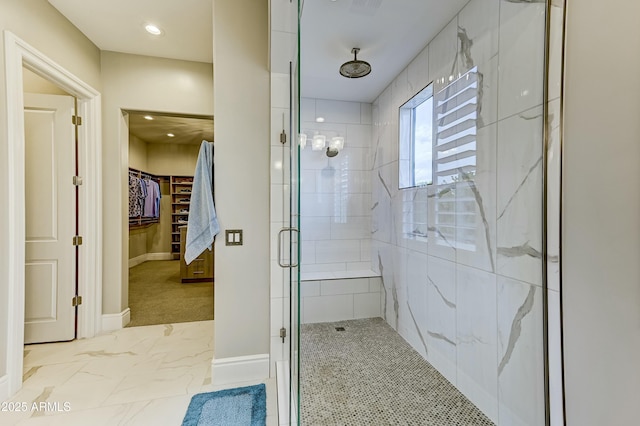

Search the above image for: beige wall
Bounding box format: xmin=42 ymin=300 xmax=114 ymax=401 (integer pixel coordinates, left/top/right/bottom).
xmin=147 ymin=143 xmax=200 ymax=176
xmin=128 ymin=134 xmax=148 ymax=171
xmin=0 ymin=0 xmax=101 ymax=381
xmin=128 ymin=228 xmax=148 ymax=260
xmin=213 ymin=0 xmax=270 ymax=360
xmin=101 ymin=51 xmax=213 ymax=314
xmin=563 ymin=0 xmax=640 ymax=424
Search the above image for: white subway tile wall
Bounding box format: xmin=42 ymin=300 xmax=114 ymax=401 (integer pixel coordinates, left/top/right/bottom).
xmin=300 ymin=98 xmax=374 ymax=273
xmin=301 ymin=277 xmax=383 ymax=324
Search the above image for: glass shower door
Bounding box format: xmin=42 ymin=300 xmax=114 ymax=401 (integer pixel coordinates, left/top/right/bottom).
xmin=275 ymin=59 xmax=300 ymax=424
xmin=286 ymin=57 xmax=301 ymax=425
xmin=276 ymin=50 xmax=300 ymax=426
xmin=272 ymin=1 xmax=301 ymax=423
xmin=289 ymin=2 xmax=302 ymax=422
xmin=294 ymin=0 xmax=557 ymax=424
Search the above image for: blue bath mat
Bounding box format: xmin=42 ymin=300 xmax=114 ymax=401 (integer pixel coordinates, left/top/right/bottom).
xmin=182 ymin=384 xmax=266 ymax=426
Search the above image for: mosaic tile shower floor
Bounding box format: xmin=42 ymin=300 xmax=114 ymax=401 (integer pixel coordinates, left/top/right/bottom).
xmin=300 ymin=318 xmax=495 ymax=426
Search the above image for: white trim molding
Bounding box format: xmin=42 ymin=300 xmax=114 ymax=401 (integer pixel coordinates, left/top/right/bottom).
xmin=211 ymin=354 xmax=270 ymax=386
xmin=129 ymin=252 xmax=173 ymax=268
xmin=147 ymin=252 xmax=173 ymax=261
xmin=101 ymin=308 xmax=131 ymax=332
xmin=129 ymin=254 xmax=148 ymax=269
xmin=0 ymin=375 xmax=9 ymax=402
xmin=2 ymin=30 xmax=102 ymax=399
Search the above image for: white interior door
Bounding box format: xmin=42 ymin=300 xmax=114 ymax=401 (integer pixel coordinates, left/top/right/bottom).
xmin=24 ymin=93 xmax=76 ymax=344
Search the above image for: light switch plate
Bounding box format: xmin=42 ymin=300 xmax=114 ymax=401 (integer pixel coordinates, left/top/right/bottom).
xmin=225 ymin=229 xmax=243 ymax=246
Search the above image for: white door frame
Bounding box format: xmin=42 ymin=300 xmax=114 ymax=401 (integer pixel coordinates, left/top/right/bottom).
xmin=2 ymin=31 xmax=102 ymax=398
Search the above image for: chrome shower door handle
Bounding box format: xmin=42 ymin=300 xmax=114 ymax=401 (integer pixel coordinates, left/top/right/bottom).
xmin=277 ymin=227 xmax=300 ymax=268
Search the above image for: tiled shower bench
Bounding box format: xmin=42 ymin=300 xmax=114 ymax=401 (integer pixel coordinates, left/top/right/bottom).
xmin=300 ymin=270 xmax=383 ymax=324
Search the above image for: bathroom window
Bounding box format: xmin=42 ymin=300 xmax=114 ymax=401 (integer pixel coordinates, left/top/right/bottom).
xmin=399 ymin=84 xmax=433 ymax=242
xmin=399 ymin=83 xmax=434 ymax=189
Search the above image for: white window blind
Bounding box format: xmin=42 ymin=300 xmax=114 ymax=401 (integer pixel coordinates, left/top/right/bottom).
xmin=433 ymin=67 xmax=479 ymax=250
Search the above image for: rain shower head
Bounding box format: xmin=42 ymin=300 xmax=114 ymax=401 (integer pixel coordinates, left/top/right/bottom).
xmin=326 ymin=147 xmax=339 ymax=157
xmin=339 ymin=48 xmax=371 ymax=79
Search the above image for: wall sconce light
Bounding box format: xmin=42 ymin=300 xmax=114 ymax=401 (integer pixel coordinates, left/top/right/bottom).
xmin=304 ymin=131 xmax=345 ymax=156
xmin=312 ymin=134 xmax=326 ymax=151
xmin=329 ymin=136 xmax=344 ymax=151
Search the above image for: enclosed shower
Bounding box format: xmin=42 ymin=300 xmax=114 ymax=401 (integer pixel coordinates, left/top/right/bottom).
xmin=274 ymin=0 xmax=565 ymax=424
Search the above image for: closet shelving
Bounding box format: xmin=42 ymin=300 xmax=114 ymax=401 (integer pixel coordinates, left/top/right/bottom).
xmin=171 ymin=175 xmax=194 ymax=259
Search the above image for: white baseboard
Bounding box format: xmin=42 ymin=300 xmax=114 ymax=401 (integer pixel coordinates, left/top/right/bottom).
xmin=101 ymin=308 xmax=131 ymax=331
xmin=211 ymin=353 xmax=269 ymax=386
xmin=0 ymin=374 xmax=9 ymax=402
xmin=129 ymin=252 xmax=173 ymax=268
xmin=129 ymin=254 xmax=147 ymax=268
xmin=147 ymin=252 xmax=173 ymax=261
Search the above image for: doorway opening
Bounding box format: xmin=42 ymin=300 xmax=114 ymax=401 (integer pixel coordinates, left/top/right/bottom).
xmin=3 ymin=31 xmax=102 ymax=400
xmin=125 ymin=110 xmax=215 ymax=327
xmin=23 ymin=67 xmax=79 ymax=345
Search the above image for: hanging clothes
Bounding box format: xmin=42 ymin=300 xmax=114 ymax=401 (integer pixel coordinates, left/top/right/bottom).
xmin=138 ymin=177 xmax=147 ymax=214
xmin=185 ymin=140 xmax=219 ymax=264
xmin=154 ymin=180 xmax=161 ymax=218
xmin=129 ymin=174 xmax=144 ymax=218
xmin=142 ymin=178 xmax=161 ymax=218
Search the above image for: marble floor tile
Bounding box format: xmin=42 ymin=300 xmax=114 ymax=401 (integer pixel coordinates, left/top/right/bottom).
xmin=21 ymin=361 xmax=87 ymax=388
xmin=2 ymin=321 xmax=276 ymax=426
xmin=12 ymin=404 xmax=135 ymax=426
xmin=102 ymin=363 xmax=209 ymax=406
xmin=117 ymin=394 xmax=193 ymax=426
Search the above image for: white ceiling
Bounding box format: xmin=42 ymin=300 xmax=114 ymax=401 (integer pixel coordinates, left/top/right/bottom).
xmin=48 ymin=0 xmax=213 ymax=144
xmin=300 ymin=0 xmax=469 ymax=103
xmin=48 ymin=0 xmax=468 ymax=104
xmin=127 ymin=112 xmax=213 ymax=145
xmin=48 ymin=0 xmax=213 ymax=63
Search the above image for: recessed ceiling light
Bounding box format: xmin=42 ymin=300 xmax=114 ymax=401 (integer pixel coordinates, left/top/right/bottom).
xmin=316 ymin=117 xmax=325 ymax=123
xmin=145 ymin=24 xmax=163 ymax=36
xmin=167 ymin=133 xmax=175 ymax=137
xmin=144 ymin=115 xmax=154 ymax=120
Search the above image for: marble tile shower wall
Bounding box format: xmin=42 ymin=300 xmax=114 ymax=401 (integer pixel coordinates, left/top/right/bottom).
xmin=300 ymin=98 xmax=373 ymax=273
xmin=370 ymin=0 xmax=548 ymax=424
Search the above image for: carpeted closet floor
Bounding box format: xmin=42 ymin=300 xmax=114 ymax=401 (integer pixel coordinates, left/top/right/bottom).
xmin=127 ymin=260 xmax=213 ymax=327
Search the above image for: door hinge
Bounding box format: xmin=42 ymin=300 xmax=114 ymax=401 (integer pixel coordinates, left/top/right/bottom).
xmin=72 ymin=235 xmax=83 ymax=246
xmin=73 ymin=176 xmax=83 ymax=186
xmin=280 ymin=327 xmax=287 ymax=343
xmin=72 ymin=295 xmax=82 ymax=307
xmin=72 ymin=115 xmax=82 ymax=126
xmin=280 ymin=130 xmax=287 ymax=144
